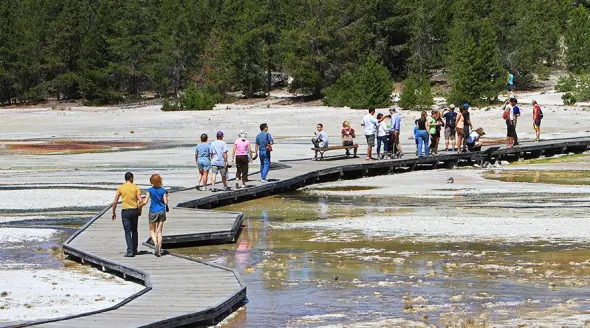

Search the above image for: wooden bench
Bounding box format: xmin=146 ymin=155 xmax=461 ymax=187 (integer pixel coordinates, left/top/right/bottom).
xmin=311 ymin=144 xmax=359 ymax=160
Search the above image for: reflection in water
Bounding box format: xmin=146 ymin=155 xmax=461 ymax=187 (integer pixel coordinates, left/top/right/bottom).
xmin=484 ymin=169 xmax=590 ymax=185
xmin=175 ymin=192 xmax=590 ymax=327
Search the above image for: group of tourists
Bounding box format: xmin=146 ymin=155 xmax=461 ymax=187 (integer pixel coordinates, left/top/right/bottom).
xmin=195 ymin=123 xmax=274 ymax=191
xmin=112 ymin=172 xmax=168 ymax=258
xmin=502 ymin=97 xmax=544 ymax=148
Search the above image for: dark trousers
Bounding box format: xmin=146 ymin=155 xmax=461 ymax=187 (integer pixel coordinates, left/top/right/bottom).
xmin=121 ymin=209 xmax=139 ymax=254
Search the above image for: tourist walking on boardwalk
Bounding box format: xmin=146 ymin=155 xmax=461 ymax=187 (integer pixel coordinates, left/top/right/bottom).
xmin=466 ymin=128 xmax=485 ymax=151
xmin=511 ymin=97 xmax=521 ymax=145
xmin=141 ymin=174 xmax=168 ymax=257
xmin=532 ymin=100 xmax=543 ymax=141
xmin=195 ymin=133 xmax=211 ymax=191
xmin=416 ymin=111 xmax=430 ymax=158
xmin=312 ymin=123 xmax=329 ymax=160
xmin=443 ymin=104 xmax=457 ymax=151
xmin=255 ymin=123 xmax=274 ymax=183
xmin=210 ymin=131 xmax=230 ymax=191
xmin=389 ymin=107 xmax=403 ymax=158
xmin=361 ymin=107 xmax=379 ymax=160
xmin=503 ymin=99 xmax=516 ymax=148
xmin=461 ymin=104 xmax=473 ymax=152
xmin=341 ymin=121 xmax=358 ymax=158
xmin=112 ymin=172 xmax=143 ymax=257
xmin=376 ymin=113 xmax=389 ymax=159
xmin=231 ymin=130 xmax=256 ymax=189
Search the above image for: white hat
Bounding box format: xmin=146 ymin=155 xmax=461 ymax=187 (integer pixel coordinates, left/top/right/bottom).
xmin=450 ymin=104 xmax=456 ymax=109
xmin=238 ymin=129 xmax=247 ymax=139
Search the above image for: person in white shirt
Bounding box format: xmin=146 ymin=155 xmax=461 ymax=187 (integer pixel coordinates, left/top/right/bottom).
xmin=503 ymin=100 xmax=515 ymax=148
xmin=376 ymin=113 xmax=389 ymax=159
xmin=312 ymin=123 xmax=329 ymax=159
xmin=361 ymin=107 xmax=379 ymax=160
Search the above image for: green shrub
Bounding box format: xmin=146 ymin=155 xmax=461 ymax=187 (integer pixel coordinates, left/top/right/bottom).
xmin=322 ymin=56 xmax=393 ymax=109
xmin=161 ymin=82 xmax=222 ymax=111
xmin=556 ymin=75 xmax=576 ymax=92
xmin=398 ymin=75 xmax=434 ymax=110
xmin=562 ymin=92 xmax=577 ymax=105
xmin=574 ymin=73 xmax=590 ymax=102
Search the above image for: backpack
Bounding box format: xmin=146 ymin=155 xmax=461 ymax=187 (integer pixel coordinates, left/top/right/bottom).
xmin=537 ymin=106 xmax=544 ymax=120
xmin=502 ymin=110 xmax=508 ymax=120
xmin=446 ymin=112 xmax=456 ymax=129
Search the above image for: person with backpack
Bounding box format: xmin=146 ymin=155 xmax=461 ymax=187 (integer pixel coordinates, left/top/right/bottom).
xmin=255 ymin=123 xmax=274 ymax=183
xmin=532 ymin=100 xmax=543 ymax=141
xmin=443 ymin=104 xmax=457 ymax=151
xmin=510 ymin=98 xmax=521 ymax=145
xmin=503 ymin=100 xmax=516 ymax=148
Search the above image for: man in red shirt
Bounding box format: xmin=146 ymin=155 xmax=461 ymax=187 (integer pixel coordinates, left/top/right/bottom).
xmin=532 ymin=100 xmax=543 ymax=141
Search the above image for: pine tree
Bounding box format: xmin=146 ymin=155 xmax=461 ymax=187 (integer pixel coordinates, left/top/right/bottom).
xmin=0 ymin=0 xmax=18 ymax=104
xmin=566 ymin=5 xmax=590 ymax=73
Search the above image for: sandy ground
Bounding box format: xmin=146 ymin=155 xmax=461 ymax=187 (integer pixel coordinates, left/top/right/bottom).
xmin=1 ymin=86 xmax=590 ymax=324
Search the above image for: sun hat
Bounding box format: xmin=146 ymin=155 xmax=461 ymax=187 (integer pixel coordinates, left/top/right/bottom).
xmin=449 ymin=104 xmax=456 ymax=109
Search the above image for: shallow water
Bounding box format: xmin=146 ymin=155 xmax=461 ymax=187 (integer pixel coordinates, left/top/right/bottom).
xmin=173 ymin=191 xmax=590 ymax=326
xmin=484 ymin=170 xmax=590 ymax=185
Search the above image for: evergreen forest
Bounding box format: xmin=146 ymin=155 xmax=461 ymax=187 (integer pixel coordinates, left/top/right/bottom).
xmin=1 ymin=0 xmax=590 ymax=108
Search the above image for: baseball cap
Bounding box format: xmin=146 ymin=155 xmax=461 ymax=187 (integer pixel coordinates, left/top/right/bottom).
xmin=389 ymin=107 xmax=396 ymax=112
xmin=463 ymin=103 xmax=470 ymax=108
xmin=216 ymin=130 xmax=224 ymax=137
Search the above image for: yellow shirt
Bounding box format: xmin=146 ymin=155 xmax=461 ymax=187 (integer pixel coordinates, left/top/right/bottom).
xmin=117 ymin=183 xmax=140 ymax=209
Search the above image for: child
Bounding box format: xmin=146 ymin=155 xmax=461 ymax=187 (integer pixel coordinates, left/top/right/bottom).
xmin=141 ymin=174 xmax=168 ymax=257
xmin=413 ymin=119 xmax=419 ymax=155
xmin=376 ymin=113 xmax=389 ymax=159
xmin=195 ymin=133 xmax=211 ymax=191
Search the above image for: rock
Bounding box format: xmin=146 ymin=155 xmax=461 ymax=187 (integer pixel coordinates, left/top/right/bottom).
xmin=501 ymin=160 xmax=510 ymax=166
xmin=450 ymin=294 xmax=463 ymax=302
xmin=245 ymin=266 xmax=256 ymax=273
xmin=0 ymin=292 xmax=7 ymax=297
xmin=95 ymin=297 xmax=105 ymax=302
xmin=263 ymin=250 xmax=273 ymax=257
xmin=446 ymin=177 xmax=454 ymax=184
xmin=333 ymin=274 xmax=339 ymax=281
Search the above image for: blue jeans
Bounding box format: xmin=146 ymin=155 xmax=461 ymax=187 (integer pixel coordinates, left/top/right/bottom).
xmin=377 ymin=136 xmax=388 ymax=155
xmin=417 ymin=130 xmax=429 ymax=157
xmin=121 ymin=209 xmax=139 ymax=254
xmin=259 ymin=150 xmax=270 ymax=180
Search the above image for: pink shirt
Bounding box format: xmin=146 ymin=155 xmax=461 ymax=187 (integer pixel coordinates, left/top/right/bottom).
xmin=234 ymin=139 xmax=250 ymax=156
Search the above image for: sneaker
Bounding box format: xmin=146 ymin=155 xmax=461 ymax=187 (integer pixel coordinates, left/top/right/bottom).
xmin=353 ymin=155 xmax=359 ymax=158
xmin=224 ymin=186 xmax=231 ymax=191
xmin=124 ymin=253 xmax=135 ymax=258
xmin=261 ymin=180 xmax=268 ymax=183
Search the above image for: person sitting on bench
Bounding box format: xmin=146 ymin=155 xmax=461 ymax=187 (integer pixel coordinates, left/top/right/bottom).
xmin=312 ymin=123 xmax=329 ymax=159
xmin=341 ymin=121 xmax=358 ymax=158
xmin=466 ymin=127 xmax=485 ymax=152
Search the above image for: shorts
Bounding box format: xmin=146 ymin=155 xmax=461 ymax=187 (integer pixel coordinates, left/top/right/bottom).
xmin=235 ymin=155 xmax=249 ymax=180
xmin=342 ymin=140 xmax=354 ymax=146
xmin=148 ymin=211 xmax=166 ymax=224
xmin=212 ymin=165 xmax=227 ymax=176
xmin=444 ymin=127 xmax=456 ymax=140
xmin=506 ymin=123 xmax=516 ymax=137
xmin=534 ymin=120 xmax=541 ymax=127
xmin=456 ymin=128 xmax=464 ymax=137
xmin=507 ymin=83 xmax=514 ymax=91
xmin=365 ymin=134 xmax=375 ymax=147
xmin=197 ymin=158 xmax=211 ymax=171
xmin=390 ymin=130 xmax=400 ymax=143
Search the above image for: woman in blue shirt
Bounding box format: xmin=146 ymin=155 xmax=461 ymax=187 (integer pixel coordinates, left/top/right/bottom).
xmin=195 ymin=133 xmax=211 ymax=191
xmin=142 ymin=174 xmax=168 ymax=257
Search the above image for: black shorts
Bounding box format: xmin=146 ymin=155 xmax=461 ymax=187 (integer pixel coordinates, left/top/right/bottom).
xmin=506 ymin=123 xmax=516 ymax=137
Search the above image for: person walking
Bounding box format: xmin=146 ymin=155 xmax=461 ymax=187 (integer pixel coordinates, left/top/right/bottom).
xmin=255 ymin=123 xmax=274 ymax=183
xmin=141 ymin=174 xmax=168 ymax=257
xmin=341 ymin=121 xmax=358 ymax=158
xmin=532 ymin=100 xmax=543 ymax=141
xmin=312 ymin=123 xmax=329 ymax=160
xmin=416 ymin=111 xmax=430 ymax=158
xmin=231 ymin=129 xmax=256 ymax=189
xmin=443 ymin=104 xmax=457 ymax=151
xmin=195 ymin=133 xmax=211 ymax=191
xmin=376 ymin=113 xmax=389 ymax=159
xmin=461 ymin=104 xmax=473 ymax=152
xmin=210 ymin=130 xmax=230 ymax=191
xmin=506 ymin=71 xmax=515 ymax=97
xmin=389 ymin=107 xmax=403 ymax=158
xmin=111 ymin=172 xmax=143 ymax=257
xmin=361 ymin=107 xmax=379 ymax=160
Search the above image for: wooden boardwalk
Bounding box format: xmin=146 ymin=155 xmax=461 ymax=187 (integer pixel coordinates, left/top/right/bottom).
xmin=15 ymin=136 xmax=590 ymax=327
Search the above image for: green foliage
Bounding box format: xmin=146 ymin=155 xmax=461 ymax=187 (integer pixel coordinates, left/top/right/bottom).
xmin=161 ymin=82 xmax=222 ymax=111
xmin=573 ymin=72 xmax=590 ymax=102
xmin=562 ymin=93 xmax=577 ymax=105
xmin=556 ymin=75 xmax=577 ymax=92
xmin=447 ymin=17 xmax=504 ymax=105
xmin=566 ymin=5 xmax=590 ymax=73
xmin=322 ymin=56 xmax=392 ymax=109
xmin=398 ymin=75 xmax=434 ymax=110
